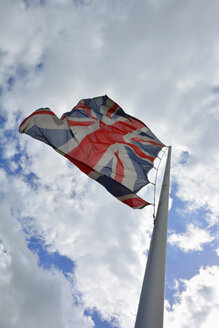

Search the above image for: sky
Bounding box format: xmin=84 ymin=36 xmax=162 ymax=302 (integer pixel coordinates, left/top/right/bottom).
xmin=0 ymin=0 xmax=219 ymax=327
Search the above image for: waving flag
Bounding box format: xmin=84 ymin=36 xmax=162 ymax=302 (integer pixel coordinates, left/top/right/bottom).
xmin=19 ymin=95 xmax=164 ymax=208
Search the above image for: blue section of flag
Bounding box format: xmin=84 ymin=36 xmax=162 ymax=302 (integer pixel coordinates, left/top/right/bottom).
xmin=125 ymin=146 xmax=151 ymax=191
xmin=131 ymin=141 xmax=162 ymax=157
xmin=83 ymin=96 xmax=106 ymax=120
xmin=100 ymin=158 xmax=113 ymax=176
xmin=27 ymin=126 xmax=74 ymax=149
xmin=65 ymin=109 xmax=90 ymax=119
xmin=139 ymin=131 xmax=156 ymax=139
xmin=96 ymin=174 xmax=134 ymax=198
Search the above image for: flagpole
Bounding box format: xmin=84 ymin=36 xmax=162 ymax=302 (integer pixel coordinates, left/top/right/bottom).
xmin=134 ymin=146 xmax=171 ymax=328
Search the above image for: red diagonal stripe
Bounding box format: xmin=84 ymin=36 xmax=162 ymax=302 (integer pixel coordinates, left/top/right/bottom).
xmin=73 ymin=102 xmax=94 ymax=118
xmin=131 ymin=137 xmax=164 ymax=147
xmin=121 ymin=196 xmax=149 ymax=208
xmin=64 ymin=154 xmax=93 ymax=175
xmin=106 ymin=103 xmax=120 ymax=117
xmin=114 ymin=151 xmax=124 ymax=184
xmin=125 ymin=142 xmax=154 ymax=162
xmin=67 ymin=120 xmax=95 ymax=127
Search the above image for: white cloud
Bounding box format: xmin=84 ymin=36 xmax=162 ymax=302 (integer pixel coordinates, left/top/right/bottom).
xmin=172 ymin=160 xmax=219 ymax=226
xmin=165 ymin=266 xmax=219 ymax=328
xmin=0 ymin=198 xmax=94 ymax=328
xmin=168 ymin=224 xmax=214 ymax=252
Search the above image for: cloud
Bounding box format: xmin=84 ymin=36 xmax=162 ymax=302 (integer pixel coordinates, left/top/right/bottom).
xmin=165 ymin=265 xmax=219 ymax=328
xmin=0 ymin=189 xmax=94 ymax=328
xmin=168 ymin=224 xmax=214 ymax=252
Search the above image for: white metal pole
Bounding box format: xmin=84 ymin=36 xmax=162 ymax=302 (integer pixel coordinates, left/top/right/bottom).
xmin=134 ymin=146 xmax=171 ymax=328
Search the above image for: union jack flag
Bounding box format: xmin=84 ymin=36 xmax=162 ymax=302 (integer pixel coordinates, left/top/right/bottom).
xmin=19 ymin=95 xmax=165 ymax=209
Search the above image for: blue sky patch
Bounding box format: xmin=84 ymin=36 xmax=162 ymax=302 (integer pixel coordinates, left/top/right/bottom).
xmin=165 ymin=183 xmax=218 ymax=307
xmin=179 ymin=151 xmax=190 ymax=165
xmin=7 ymin=76 xmax=15 ymax=90
xmin=36 ymin=62 xmax=44 ymax=72
xmin=28 ymin=236 xmax=75 ymax=276
xmin=84 ymin=309 xmax=119 ymax=328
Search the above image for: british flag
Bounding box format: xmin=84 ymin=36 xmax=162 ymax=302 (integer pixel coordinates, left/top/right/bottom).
xmin=19 ymin=95 xmax=165 ymax=209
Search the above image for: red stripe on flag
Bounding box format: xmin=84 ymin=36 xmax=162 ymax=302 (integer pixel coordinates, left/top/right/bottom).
xmin=114 ymin=151 xmax=124 ymax=184
xmin=121 ymin=196 xmax=149 ymax=209
xmin=64 ymin=154 xmax=93 ymax=175
xmin=124 ymin=116 xmax=146 ymax=130
xmin=67 ymin=120 xmax=95 ymax=127
xmin=106 ymin=103 xmax=119 ymax=117
xmin=131 ymin=137 xmax=164 ymax=147
xmin=125 ymin=142 xmax=154 ymax=162
xmin=73 ymin=102 xmax=93 ymax=118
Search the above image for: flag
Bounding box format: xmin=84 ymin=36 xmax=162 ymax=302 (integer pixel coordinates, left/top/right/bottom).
xmin=19 ymin=95 xmax=164 ymax=208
